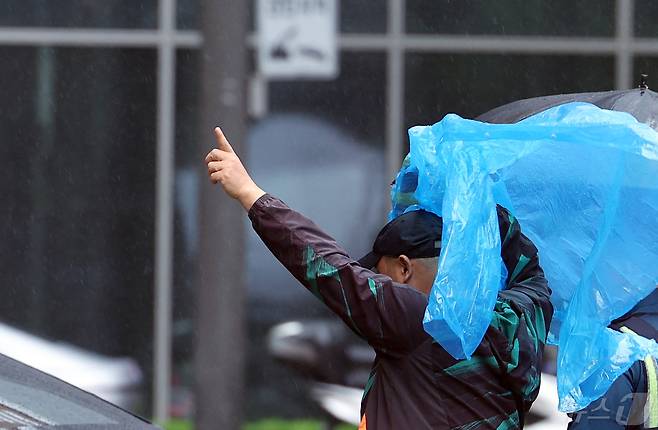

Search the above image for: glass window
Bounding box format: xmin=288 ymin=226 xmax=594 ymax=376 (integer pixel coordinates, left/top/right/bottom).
xmin=406 ymin=0 xmax=615 ymax=36
xmin=0 ymin=0 xmax=157 ymax=28
xmin=177 ymin=0 xmax=199 ymax=30
xmin=269 ymin=52 xmax=387 ymax=146
xmin=179 ymin=0 xmax=387 ymax=33
xmin=635 ymin=0 xmax=658 ymax=38
xmin=170 ymin=49 xmax=199 ymax=420
xmin=340 ymin=0 xmax=387 ymax=33
xmin=0 ymin=46 xmax=157 ymax=415
xmin=404 ymin=54 xmax=615 ymax=145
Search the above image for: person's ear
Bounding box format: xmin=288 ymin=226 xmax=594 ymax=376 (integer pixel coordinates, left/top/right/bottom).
xmin=398 ymin=255 xmax=413 ymax=283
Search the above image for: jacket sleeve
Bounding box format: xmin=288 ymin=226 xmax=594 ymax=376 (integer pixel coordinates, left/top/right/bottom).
xmin=487 ymin=206 xmax=554 ymax=406
xmin=496 ymin=205 xmax=553 ymax=323
xmin=248 ymin=194 xmax=430 ymax=355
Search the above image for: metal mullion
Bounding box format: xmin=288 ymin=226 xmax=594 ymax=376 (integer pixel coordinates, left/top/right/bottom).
xmin=0 ymin=27 xmax=201 ymax=48
xmin=340 ymin=34 xmax=390 ymax=51
xmin=247 ymin=32 xmax=639 ymax=54
xmin=386 ymin=0 xmax=405 ymax=186
xmin=615 ymin=0 xmax=634 ymax=89
xmin=153 ymin=0 xmax=177 ymax=424
xmin=632 ymin=38 xmax=658 ymax=55
xmin=402 ymin=35 xmax=618 ymax=54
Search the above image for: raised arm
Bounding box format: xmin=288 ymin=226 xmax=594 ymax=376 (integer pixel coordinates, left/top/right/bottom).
xmin=204 ymin=128 xmax=429 ymax=354
xmin=496 ymin=205 xmax=553 ymax=325
xmin=488 ymin=206 xmax=554 ymax=406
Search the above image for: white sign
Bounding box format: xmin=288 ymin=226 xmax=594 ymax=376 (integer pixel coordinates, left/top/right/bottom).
xmin=257 ymin=0 xmax=338 ymax=79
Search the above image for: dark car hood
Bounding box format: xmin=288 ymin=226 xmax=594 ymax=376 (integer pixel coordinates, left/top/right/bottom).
xmin=0 ymin=352 xmax=158 ymax=429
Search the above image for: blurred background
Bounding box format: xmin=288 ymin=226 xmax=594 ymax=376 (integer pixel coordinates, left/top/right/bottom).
xmin=0 ymin=0 xmax=656 ymax=429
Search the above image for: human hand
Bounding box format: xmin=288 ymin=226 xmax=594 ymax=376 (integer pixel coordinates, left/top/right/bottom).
xmin=205 ymin=127 xmax=266 ymax=210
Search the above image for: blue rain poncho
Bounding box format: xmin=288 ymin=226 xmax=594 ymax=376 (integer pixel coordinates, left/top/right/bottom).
xmin=390 ymin=102 xmax=658 ymax=412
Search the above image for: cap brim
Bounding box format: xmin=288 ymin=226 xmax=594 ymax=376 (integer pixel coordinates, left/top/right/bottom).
xmin=357 ymin=251 xmax=381 ymax=269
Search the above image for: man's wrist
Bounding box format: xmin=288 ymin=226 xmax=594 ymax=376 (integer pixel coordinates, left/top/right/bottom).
xmin=238 ymin=183 xmax=266 ymax=211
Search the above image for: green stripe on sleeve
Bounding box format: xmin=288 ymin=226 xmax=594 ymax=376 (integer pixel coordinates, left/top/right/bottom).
xmin=508 ymin=254 xmax=530 ymax=285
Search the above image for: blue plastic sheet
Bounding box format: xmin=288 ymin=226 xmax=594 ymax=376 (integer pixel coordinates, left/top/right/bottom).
xmin=390 ymin=102 xmax=658 ymax=412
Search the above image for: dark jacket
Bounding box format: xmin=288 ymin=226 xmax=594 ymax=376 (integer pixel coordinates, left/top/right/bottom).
xmin=569 ymin=289 xmax=658 ymax=430
xmin=249 ymin=194 xmax=553 ymax=429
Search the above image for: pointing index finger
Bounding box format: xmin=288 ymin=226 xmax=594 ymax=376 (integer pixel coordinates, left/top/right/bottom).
xmin=214 ymin=127 xmax=234 ymax=153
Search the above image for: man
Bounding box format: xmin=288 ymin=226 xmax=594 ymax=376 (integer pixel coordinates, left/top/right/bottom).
xmin=569 ymin=288 xmax=658 ymax=429
xmin=205 ymin=127 xmax=553 ymax=429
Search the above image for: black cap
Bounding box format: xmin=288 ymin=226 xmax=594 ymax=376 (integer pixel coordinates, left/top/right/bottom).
xmin=357 ymin=210 xmax=443 ymax=269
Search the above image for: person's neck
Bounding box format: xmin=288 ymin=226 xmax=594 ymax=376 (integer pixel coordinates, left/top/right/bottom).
xmin=407 ymin=280 xmax=432 ymax=296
